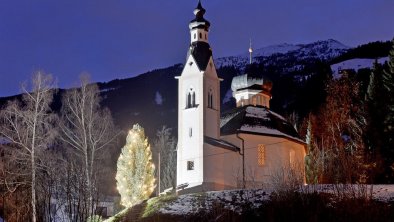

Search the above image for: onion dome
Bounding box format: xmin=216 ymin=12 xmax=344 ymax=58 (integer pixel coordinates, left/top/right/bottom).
xmin=231 ymin=74 xmax=272 ymax=95
xmin=189 ymin=1 xmax=210 ymax=31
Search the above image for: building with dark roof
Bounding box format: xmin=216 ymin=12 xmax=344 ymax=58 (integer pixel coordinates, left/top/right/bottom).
xmin=176 ymin=1 xmax=305 ymax=193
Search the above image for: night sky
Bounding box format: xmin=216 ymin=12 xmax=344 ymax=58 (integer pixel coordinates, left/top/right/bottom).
xmin=0 ymin=0 xmax=393 ymax=97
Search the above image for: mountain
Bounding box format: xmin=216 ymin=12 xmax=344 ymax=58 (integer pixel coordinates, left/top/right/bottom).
xmin=215 ymin=39 xmax=350 ymax=70
xmin=0 ymin=39 xmax=390 ymax=140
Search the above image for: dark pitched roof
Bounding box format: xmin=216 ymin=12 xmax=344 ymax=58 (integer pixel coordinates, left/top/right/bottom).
xmin=220 ymin=105 xmax=305 ymax=144
xmin=204 ymin=136 xmax=240 ymax=152
xmin=188 ymin=41 xmax=212 ymax=71
xmin=237 ymin=84 xmax=264 ymax=91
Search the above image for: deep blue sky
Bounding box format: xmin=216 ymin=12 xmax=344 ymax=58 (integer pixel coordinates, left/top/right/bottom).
xmin=0 ymin=0 xmax=393 ymax=97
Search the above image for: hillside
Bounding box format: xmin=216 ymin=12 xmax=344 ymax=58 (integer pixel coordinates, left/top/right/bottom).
xmin=106 ymin=186 xmax=394 ymax=222
xmin=96 ymin=39 xmax=357 ymax=137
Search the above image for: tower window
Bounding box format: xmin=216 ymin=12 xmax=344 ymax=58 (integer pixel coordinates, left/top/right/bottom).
xmin=192 ymin=91 xmax=196 ymax=107
xmin=194 ymin=33 xmax=196 ymax=39
xmin=187 ymin=161 xmax=194 ymax=170
xmin=189 ymin=128 xmax=192 ymax=137
xmin=186 ymin=92 xmax=192 ymax=108
xmin=186 ymin=89 xmax=197 ymax=109
xmin=205 ymin=33 xmax=207 ymax=39
xmin=199 ymin=33 xmax=202 ymax=39
xmin=208 ymin=89 xmax=213 ymax=109
xmin=258 ymin=144 xmax=265 ymax=166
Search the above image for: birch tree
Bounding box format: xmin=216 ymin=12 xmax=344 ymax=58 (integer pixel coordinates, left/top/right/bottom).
xmin=0 ymin=72 xmax=57 ymax=222
xmin=59 ymin=75 xmax=116 ymax=217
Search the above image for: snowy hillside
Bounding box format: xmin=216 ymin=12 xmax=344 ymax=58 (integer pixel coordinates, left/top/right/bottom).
xmin=331 ymin=57 xmax=388 ymax=79
xmin=215 ymin=39 xmax=350 ymax=69
xmin=251 ymin=43 xmax=301 ymax=57
xmin=107 ymin=185 xmax=394 ymax=221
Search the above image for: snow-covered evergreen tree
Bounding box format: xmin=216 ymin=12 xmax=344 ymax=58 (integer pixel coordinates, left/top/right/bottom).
xmin=116 ymin=124 xmax=156 ymax=207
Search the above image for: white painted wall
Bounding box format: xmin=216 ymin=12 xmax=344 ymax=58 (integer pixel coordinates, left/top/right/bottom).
xmin=190 ymin=29 xmax=208 ymax=43
xmin=177 ymin=19 xmax=220 ymax=189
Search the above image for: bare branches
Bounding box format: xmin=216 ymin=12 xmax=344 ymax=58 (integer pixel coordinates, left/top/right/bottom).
xmin=59 ymin=75 xmax=117 ymax=218
xmin=0 ymin=71 xmax=57 ymax=222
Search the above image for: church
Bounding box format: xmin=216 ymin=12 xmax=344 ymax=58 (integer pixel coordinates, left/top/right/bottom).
xmin=176 ymin=1 xmax=306 ymax=193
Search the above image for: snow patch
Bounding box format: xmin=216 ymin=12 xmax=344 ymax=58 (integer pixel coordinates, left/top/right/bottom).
xmin=331 ymin=57 xmax=388 ymax=79
xmin=222 ymin=89 xmax=233 ymax=104
xmin=155 ymin=91 xmax=163 ymax=105
xmin=158 ymin=189 xmax=270 ymax=215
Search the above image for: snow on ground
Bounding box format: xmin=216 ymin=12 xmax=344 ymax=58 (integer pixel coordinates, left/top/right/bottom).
xmin=157 ymin=185 xmax=394 ymax=216
xmin=158 ymin=189 xmax=270 ymax=215
xmin=153 ymin=186 xmax=394 ymax=217
xmin=369 ymin=185 xmax=394 ymax=201
xmin=331 ymin=57 xmax=388 ymax=79
xmin=299 ymin=184 xmax=394 ymax=202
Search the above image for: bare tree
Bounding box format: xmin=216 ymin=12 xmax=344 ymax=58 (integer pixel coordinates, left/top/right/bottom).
xmin=59 ymin=75 xmax=117 ymax=219
xmin=0 ymin=72 xmax=57 ymax=222
xmin=153 ymin=126 xmax=177 ymax=193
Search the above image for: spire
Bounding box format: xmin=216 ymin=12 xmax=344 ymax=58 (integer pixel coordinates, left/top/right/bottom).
xmin=194 ymin=0 xmax=206 ymax=17
xmin=189 ymin=0 xmax=210 ymax=31
xmin=249 ymin=39 xmax=253 ymax=64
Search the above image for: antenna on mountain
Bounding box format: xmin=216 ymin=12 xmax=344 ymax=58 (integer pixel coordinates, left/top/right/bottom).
xmin=249 ymin=38 xmax=253 ymax=64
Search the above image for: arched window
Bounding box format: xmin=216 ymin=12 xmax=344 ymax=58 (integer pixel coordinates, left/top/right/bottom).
xmin=186 ymin=88 xmax=197 ymax=109
xmin=194 ymin=33 xmax=196 ymax=39
xmin=208 ymin=89 xmax=213 ymax=109
xmin=205 ymin=33 xmax=207 ymax=39
xmin=199 ymin=33 xmax=202 ymax=39
xmin=186 ymin=92 xmax=192 ymax=108
xmin=192 ymin=92 xmax=196 ymax=107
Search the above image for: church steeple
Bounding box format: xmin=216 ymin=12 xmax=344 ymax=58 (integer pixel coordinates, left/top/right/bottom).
xmin=189 ymin=1 xmax=210 ymax=42
xmin=177 ymin=0 xmax=221 ymax=190
xmin=187 ymin=0 xmax=212 ymax=71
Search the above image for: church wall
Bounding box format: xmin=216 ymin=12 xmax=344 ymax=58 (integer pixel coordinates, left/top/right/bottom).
xmin=203 ymin=59 xmax=220 ymax=139
xmin=220 ymin=134 xmax=306 ymax=188
xmin=203 ymin=143 xmax=241 ymax=190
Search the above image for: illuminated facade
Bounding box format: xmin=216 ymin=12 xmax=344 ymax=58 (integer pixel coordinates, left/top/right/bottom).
xmin=176 ymin=1 xmax=306 ymax=193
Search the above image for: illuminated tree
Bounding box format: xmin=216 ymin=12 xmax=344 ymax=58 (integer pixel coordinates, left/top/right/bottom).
xmin=116 ymin=124 xmax=155 ymax=207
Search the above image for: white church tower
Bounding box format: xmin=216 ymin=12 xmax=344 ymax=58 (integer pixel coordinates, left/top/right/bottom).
xmin=176 ymin=1 xmax=221 ymax=190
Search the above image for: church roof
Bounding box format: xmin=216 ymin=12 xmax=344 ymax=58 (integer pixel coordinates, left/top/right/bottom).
xmin=204 ymin=136 xmax=240 ymax=152
xmin=220 ymin=105 xmax=305 ymax=144
xmin=188 ymin=41 xmax=212 ymax=71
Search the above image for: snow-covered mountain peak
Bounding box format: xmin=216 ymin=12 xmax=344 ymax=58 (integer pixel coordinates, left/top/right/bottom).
xmin=215 ymin=39 xmax=350 ymax=69
xmin=240 ymin=43 xmax=301 ymax=58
